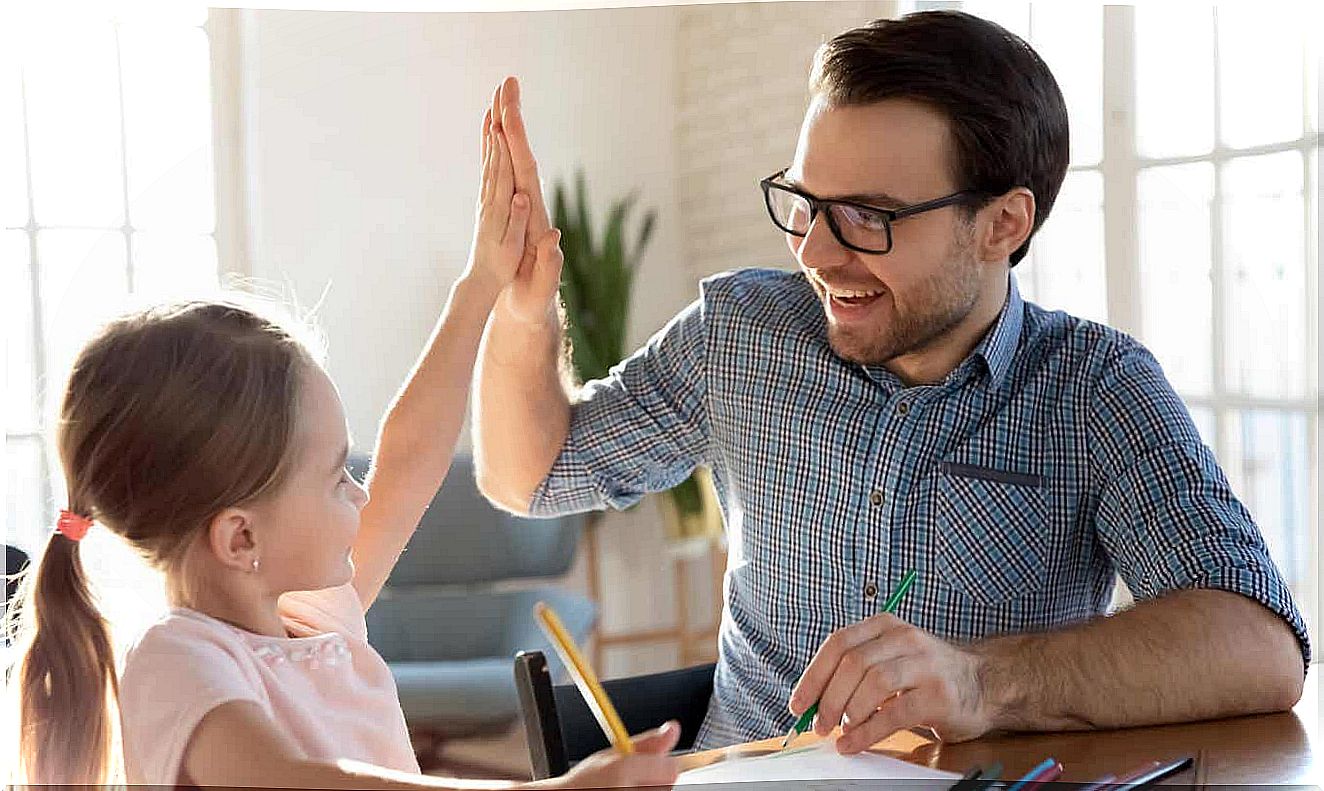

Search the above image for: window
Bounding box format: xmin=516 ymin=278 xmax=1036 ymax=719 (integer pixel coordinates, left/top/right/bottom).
xmin=948 ymin=3 xmax=1319 ymax=641
xmin=4 ymin=10 xmax=218 ymax=635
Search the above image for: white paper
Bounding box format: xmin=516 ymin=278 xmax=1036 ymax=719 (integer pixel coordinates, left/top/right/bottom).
xmin=676 ymin=741 xmax=961 ymax=789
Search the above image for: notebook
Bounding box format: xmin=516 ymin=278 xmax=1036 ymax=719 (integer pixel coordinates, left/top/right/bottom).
xmin=677 ymin=740 xmax=962 ymax=789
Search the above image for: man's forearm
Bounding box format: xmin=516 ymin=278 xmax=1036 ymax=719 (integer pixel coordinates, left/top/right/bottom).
xmin=474 ymin=300 xmax=573 ymax=513
xmin=972 ymin=588 xmax=1304 ymax=732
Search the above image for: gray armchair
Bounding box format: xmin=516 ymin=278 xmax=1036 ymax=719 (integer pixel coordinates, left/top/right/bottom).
xmin=347 ymin=453 xmax=595 ymax=759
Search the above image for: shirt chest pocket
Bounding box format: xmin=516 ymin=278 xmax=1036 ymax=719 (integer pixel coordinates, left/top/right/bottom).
xmin=935 ymin=462 xmax=1049 ymax=606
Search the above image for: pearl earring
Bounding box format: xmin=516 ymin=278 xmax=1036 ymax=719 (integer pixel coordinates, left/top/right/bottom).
xmin=251 ymin=557 xmax=260 ymax=573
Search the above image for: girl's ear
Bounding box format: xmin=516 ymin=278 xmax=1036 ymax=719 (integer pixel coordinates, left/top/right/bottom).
xmin=206 ymin=507 xmax=259 ymax=573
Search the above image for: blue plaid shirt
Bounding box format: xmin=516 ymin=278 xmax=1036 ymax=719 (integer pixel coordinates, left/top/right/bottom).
xmin=529 ymin=268 xmax=1310 ymax=749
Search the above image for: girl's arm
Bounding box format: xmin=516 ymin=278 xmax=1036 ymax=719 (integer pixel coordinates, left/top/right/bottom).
xmin=350 ymin=106 xmax=541 ymax=610
xmin=183 ymin=700 xmax=681 ymax=790
xmin=184 ymin=700 xmax=516 ymax=789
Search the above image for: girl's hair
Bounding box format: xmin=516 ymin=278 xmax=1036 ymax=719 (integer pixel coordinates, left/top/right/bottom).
xmin=8 ymin=299 xmax=320 ymax=784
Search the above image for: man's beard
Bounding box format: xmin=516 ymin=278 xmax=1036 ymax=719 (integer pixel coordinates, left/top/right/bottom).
xmin=826 ymin=245 xmax=983 ymax=367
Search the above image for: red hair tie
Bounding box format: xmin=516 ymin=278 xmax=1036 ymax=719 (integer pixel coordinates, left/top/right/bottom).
xmin=56 ymin=509 xmax=93 ymax=542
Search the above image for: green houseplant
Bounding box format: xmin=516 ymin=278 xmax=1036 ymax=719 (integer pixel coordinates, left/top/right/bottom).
xmin=552 ymin=170 xmax=714 ymax=539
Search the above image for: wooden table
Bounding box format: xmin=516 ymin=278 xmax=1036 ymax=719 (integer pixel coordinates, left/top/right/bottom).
xmin=682 ymin=671 xmax=1319 ymax=785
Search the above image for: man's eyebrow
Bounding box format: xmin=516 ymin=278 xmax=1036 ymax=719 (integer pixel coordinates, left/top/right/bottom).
xmin=781 ymin=176 xmax=907 ymax=208
xmin=335 ymin=441 xmax=350 ymax=472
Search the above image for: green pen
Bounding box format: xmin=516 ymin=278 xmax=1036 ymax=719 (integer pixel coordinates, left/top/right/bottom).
xmin=781 ymin=568 xmax=918 ymax=749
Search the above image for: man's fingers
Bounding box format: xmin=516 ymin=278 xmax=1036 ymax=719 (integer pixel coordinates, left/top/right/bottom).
xmin=500 ymin=76 xmax=538 ymax=179
xmin=840 ymin=657 xmax=921 ymax=732
xmin=790 ymin=614 xmax=904 ymax=717
xmin=502 ymin=193 xmax=530 ymax=252
xmin=815 ymin=640 xmax=913 ymax=737
xmin=497 ymin=76 xmax=550 ymax=236
xmin=538 ymin=228 xmax=564 ymax=286
xmin=494 ymin=130 xmax=515 ymax=209
xmin=835 ymin=689 xmax=931 ymax=755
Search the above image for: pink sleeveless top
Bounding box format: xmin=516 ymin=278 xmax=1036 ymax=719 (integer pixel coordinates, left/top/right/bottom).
xmin=119 ymin=584 xmax=419 ymax=784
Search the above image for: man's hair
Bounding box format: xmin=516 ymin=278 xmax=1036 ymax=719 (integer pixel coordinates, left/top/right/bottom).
xmin=810 ymin=10 xmax=1070 ymax=266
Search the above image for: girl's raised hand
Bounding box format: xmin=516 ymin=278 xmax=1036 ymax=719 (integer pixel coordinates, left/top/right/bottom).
xmin=465 ymin=107 xmax=532 ymax=294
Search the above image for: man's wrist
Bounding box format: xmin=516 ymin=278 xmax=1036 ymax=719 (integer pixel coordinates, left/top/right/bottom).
xmin=966 ymin=634 xmax=1027 ymax=733
xmin=493 ymin=291 xmax=561 ymax=333
xmin=484 ymin=294 xmax=563 ymax=370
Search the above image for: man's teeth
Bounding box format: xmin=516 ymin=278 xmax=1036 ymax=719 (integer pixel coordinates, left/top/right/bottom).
xmin=808 ymin=271 xmax=885 ymax=299
xmin=829 ymin=287 xmax=885 ymax=299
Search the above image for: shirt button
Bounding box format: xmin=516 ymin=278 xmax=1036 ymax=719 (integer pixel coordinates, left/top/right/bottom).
xmin=896 ymin=401 xmax=911 ymax=416
xmin=869 ymin=489 xmax=884 ymax=507
xmin=863 ymin=582 xmax=879 ymax=599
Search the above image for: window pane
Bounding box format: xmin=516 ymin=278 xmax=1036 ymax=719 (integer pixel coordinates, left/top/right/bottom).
xmin=1222 ymin=152 xmax=1307 ymax=399
xmin=5 ymin=436 xmax=47 ymax=555
xmin=1029 ymin=4 xmax=1101 ymax=167
xmin=1135 ymin=5 xmax=1214 ymax=159
xmin=132 ymin=232 xmax=218 ymax=300
xmin=1223 ymin=410 xmax=1311 ymax=591
xmin=1139 ymin=162 xmax=1214 ymax=396
xmin=79 ymin=518 xmax=169 ymax=653
xmin=1020 ymin=170 xmax=1106 ymax=322
xmin=1187 ymin=405 xmax=1216 ymax=449
xmin=22 ymin=23 xmax=124 ymax=228
xmin=962 ymin=1 xmax=1029 ymax=39
xmin=120 ymin=24 xmax=215 ymax=233
xmin=1217 ymin=7 xmax=1305 ymax=149
xmin=36 ymin=229 xmax=129 ymax=422
xmin=4 ymin=230 xmax=39 ymax=434
xmin=1 ymin=51 xmax=27 ymax=228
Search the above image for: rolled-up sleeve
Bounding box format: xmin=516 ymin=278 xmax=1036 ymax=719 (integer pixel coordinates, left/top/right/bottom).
xmin=1089 ymin=341 xmax=1311 ymax=667
xmin=528 ymin=293 xmax=710 ymax=516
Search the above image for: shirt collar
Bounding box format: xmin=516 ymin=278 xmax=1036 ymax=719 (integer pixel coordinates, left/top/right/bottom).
xmin=852 ymin=271 xmax=1023 ymax=392
xmin=971 ymin=271 xmax=1024 ymax=391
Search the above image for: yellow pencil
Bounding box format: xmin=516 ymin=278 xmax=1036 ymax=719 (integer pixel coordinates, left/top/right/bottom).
xmin=534 ymin=601 xmax=635 ymax=755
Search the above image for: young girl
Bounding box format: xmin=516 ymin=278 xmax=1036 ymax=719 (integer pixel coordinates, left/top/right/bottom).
xmin=7 ymin=86 xmax=681 ymax=789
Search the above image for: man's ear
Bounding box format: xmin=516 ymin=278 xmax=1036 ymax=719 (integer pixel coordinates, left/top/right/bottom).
xmin=977 ymin=187 xmax=1036 ymax=264
xmin=206 ymin=507 xmax=259 ymax=573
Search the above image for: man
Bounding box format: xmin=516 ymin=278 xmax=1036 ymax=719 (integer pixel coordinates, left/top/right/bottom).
xmin=474 ymin=11 xmax=1309 ymax=752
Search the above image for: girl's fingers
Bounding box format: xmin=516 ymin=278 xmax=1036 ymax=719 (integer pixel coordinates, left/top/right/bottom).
xmin=487 ymin=132 xmax=514 ymax=229
xmin=481 ymin=107 xmax=491 ymax=164
xmin=482 ymin=126 xmax=499 ymax=210
xmin=630 ymin=721 xmax=681 ymax=755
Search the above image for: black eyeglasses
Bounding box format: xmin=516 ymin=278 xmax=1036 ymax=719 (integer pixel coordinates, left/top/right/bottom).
xmin=760 ymin=168 xmax=986 ymax=255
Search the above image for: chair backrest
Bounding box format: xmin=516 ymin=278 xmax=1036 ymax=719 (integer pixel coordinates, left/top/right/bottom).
xmin=5 ymin=545 xmax=29 ymax=604
xmin=514 ymin=650 xmax=716 ymax=779
xmin=347 ymin=452 xmax=584 ymax=587
xmin=5 ymin=546 xmax=30 ymax=644
xmin=366 ymin=587 xmax=595 ymax=664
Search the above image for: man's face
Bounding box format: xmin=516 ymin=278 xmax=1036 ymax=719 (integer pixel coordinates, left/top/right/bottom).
xmin=784 ymin=96 xmax=987 ymax=367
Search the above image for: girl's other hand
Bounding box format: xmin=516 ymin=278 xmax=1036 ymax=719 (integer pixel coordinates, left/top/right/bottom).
xmin=537 ymin=721 xmax=682 ymax=789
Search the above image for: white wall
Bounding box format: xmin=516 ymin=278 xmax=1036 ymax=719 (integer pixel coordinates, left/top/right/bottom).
xmin=675 ymin=1 xmax=897 ymax=281
xmin=229 ymin=1 xmax=902 ymax=677
xmin=235 ymin=6 xmax=690 ymax=442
